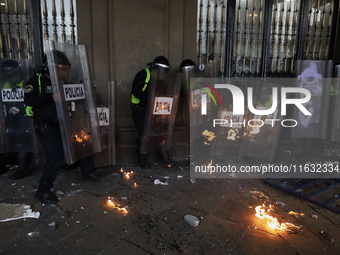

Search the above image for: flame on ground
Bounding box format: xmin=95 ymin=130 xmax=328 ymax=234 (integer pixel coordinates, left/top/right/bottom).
xmin=120 ymin=168 xmax=133 ymax=179
xmin=289 ymin=211 xmax=305 ymax=217
xmin=108 ymin=198 xmax=128 ymax=214
xmin=227 ymin=129 xmax=237 ymax=140
xmin=202 ymin=130 xmax=216 ymax=142
xmin=255 ymin=204 xmax=301 ymax=232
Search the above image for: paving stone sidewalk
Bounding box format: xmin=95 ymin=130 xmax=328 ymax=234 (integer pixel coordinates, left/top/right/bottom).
xmin=0 ymin=156 xmax=340 ymax=255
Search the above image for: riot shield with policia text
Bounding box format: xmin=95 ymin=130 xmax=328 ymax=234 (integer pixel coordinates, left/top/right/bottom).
xmin=0 ymin=58 xmax=40 ymax=153
xmin=140 ymin=68 xmax=180 ymax=155
xmin=45 ymin=41 xmax=101 ymax=164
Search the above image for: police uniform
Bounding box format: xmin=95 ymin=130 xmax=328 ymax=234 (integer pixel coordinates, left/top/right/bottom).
xmin=24 ymin=71 xmax=64 ymax=196
xmin=130 ymin=56 xmax=170 ymax=166
xmin=131 ymin=68 xmax=151 ymax=137
xmin=0 ymin=59 xmax=32 ymax=180
xmin=25 ymin=63 xmax=98 ymax=203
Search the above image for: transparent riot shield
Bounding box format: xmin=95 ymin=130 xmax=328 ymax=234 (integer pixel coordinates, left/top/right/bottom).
xmin=45 ymin=41 xmax=102 ymax=164
xmin=140 ymin=68 xmax=181 ymax=155
xmin=291 ymin=60 xmax=332 ymax=139
xmin=0 ymin=58 xmax=40 ymax=153
xmin=213 ymin=78 xmax=248 ymax=159
xmin=239 ymin=80 xmax=283 ymax=162
xmin=328 ymin=65 xmax=340 ymax=141
xmin=189 ymin=62 xmax=219 ymax=141
xmin=184 ymin=62 xmax=219 ymax=160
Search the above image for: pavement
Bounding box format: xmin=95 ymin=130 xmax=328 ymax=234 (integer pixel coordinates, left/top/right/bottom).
xmin=1 ymin=141 xmax=340 ymax=255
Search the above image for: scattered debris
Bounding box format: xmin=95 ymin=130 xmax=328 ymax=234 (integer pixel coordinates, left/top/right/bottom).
xmin=311 ymin=215 xmax=318 ymax=220
xmin=177 ymin=175 xmax=183 ymax=178
xmin=27 ymin=232 xmax=39 ymax=237
xmin=276 ymin=201 xmax=286 ymax=208
xmin=184 ymin=215 xmax=200 ymax=227
xmin=321 ymin=231 xmax=335 ymax=243
xmin=121 ymin=197 xmax=128 ymax=201
xmin=157 ymin=243 xmax=164 ymax=250
xmin=103 ymin=211 xmax=108 ymax=214
xmin=80 ymin=206 xmax=85 ymax=210
xmin=71 ymin=183 xmax=76 ymax=186
xmin=154 ymin=179 xmax=168 ymax=185
xmin=55 ymin=190 xmax=64 ymax=200
xmin=190 ymin=179 xmax=196 ymax=184
xmin=107 ymin=173 xmax=122 ymax=179
xmin=47 ymin=222 xmax=56 ymax=230
xmin=76 ymin=221 xmax=81 ymax=224
xmin=248 ymin=206 xmax=253 ymax=209
xmin=0 ymin=204 xmax=40 ymax=222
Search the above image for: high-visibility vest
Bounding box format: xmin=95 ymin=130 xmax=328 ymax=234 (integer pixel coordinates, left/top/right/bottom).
xmin=3 ymin=80 xmax=24 ymax=89
xmin=25 ymin=73 xmax=43 ymax=117
xmin=131 ymin=68 xmax=151 ymax=104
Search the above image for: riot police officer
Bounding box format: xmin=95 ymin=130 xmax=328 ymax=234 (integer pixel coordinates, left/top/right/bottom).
xmin=130 ymin=56 xmax=170 ymax=167
xmin=0 ymin=59 xmax=32 ymax=179
xmin=24 ymin=51 xmax=99 ymax=204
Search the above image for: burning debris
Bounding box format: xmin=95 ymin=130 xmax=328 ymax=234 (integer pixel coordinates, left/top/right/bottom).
xmin=227 ymin=129 xmax=239 ymax=140
xmin=202 ymin=130 xmax=216 ymax=145
xmin=120 ymin=168 xmax=134 ymax=179
xmin=107 ymin=197 xmax=128 ymax=214
xmin=255 ymin=204 xmax=302 ymax=233
xmin=288 ymin=211 xmax=305 ymax=217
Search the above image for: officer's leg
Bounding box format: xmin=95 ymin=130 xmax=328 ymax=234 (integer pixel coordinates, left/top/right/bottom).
xmin=0 ymin=153 xmax=7 ymax=175
xmin=11 ymin=152 xmax=32 ymax=180
xmin=131 ymin=105 xmax=147 ymax=167
xmin=36 ymin=125 xmax=64 ymax=194
xmin=77 ymin=154 xmax=100 ymax=181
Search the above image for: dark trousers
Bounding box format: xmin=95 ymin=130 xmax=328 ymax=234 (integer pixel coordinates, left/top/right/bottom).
xmin=36 ymin=124 xmax=64 ymax=193
xmin=17 ymin=152 xmax=31 ymax=173
xmin=36 ymin=124 xmax=95 ymax=193
xmin=131 ymin=104 xmax=146 ymax=153
xmin=78 ymin=154 xmax=94 ymax=176
xmin=0 ymin=153 xmax=6 ymax=174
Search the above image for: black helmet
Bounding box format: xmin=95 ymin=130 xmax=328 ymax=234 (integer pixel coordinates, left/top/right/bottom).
xmin=39 ymin=50 xmax=71 ymax=74
xmin=1 ymin=59 xmax=21 ymax=77
xmin=147 ymin=56 xmax=170 ymax=69
xmin=52 ymin=50 xmax=71 ymax=67
xmin=180 ymin=59 xmax=196 ymax=69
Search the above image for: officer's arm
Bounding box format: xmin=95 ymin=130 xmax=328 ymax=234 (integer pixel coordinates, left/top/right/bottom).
xmin=24 ymin=77 xmax=54 ymax=107
xmin=131 ymin=71 xmax=148 ymax=103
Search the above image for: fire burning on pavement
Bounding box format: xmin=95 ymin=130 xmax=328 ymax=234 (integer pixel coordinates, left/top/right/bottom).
xmin=120 ymin=168 xmax=134 ymax=179
xmin=107 ymin=197 xmax=128 ymax=214
xmin=202 ymin=130 xmax=216 ymax=145
xmin=255 ymin=204 xmax=301 ymax=232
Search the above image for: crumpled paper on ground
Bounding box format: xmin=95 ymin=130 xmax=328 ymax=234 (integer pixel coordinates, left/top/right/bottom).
xmin=0 ymin=203 xmax=40 ymax=222
xmin=154 ymin=179 xmax=168 ymax=185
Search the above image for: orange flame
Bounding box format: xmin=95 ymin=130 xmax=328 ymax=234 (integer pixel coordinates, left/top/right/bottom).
xmin=202 ymin=130 xmax=216 ymax=142
xmin=255 ymin=204 xmax=301 ymax=231
xmin=227 ymin=129 xmax=237 ymax=140
xmin=108 ymin=199 xmax=128 ymax=214
xmin=289 ymin=211 xmax=305 ymax=217
xmin=75 ymin=130 xmax=90 ymax=143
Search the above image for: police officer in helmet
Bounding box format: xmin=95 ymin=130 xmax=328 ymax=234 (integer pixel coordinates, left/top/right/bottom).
xmin=24 ymin=50 xmax=99 ymax=204
xmin=130 ymin=56 xmax=170 ymax=167
xmin=0 ymin=59 xmax=32 ymax=179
